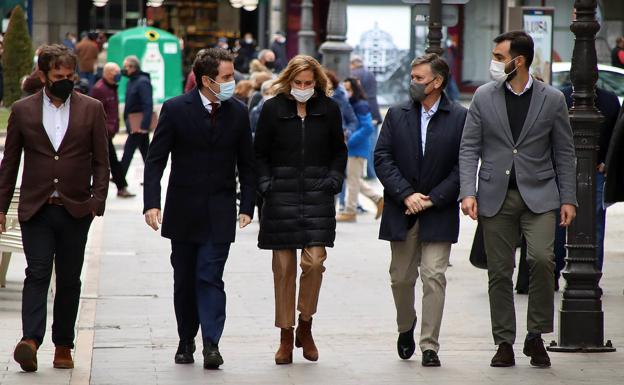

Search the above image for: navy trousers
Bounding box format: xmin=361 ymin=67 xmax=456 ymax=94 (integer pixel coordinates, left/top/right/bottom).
xmin=170 ymin=239 xmax=231 ymax=345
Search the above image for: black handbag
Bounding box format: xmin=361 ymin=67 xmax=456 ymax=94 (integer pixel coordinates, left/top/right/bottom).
xmin=469 ymin=221 xmax=488 ymax=269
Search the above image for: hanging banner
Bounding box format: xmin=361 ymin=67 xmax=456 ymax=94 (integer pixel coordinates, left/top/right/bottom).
xmin=523 ymin=8 xmax=554 ymax=84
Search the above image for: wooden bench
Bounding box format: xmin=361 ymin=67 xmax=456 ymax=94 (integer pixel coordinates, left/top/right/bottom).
xmin=0 ymin=189 xmax=22 ymax=288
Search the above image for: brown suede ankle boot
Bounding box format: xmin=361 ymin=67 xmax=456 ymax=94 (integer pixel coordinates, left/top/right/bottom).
xmin=53 ymin=346 xmax=74 ymax=369
xmin=295 ymin=316 xmax=318 ymax=361
xmin=13 ymin=339 xmax=38 ymax=372
xmin=275 ymin=328 xmax=294 ymax=365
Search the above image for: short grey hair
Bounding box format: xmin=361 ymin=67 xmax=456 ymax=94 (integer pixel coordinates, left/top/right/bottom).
xmin=410 ymin=53 xmax=449 ymax=88
xmin=260 ymin=79 xmax=273 ymax=95
xmin=124 ymin=55 xmax=140 ymax=70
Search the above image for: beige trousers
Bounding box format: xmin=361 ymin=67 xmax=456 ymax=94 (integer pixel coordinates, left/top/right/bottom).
xmin=390 ymin=222 xmax=451 ymax=352
xmin=272 ymin=247 xmax=327 ymax=328
xmin=345 ymin=157 xmax=382 ymax=214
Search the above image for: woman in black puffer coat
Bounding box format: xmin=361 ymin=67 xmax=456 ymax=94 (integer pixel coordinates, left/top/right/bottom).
xmin=254 ymin=55 xmax=347 ymax=365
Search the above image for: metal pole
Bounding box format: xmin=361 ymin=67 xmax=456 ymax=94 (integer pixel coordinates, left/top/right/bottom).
xmin=547 ymin=0 xmax=615 ymax=353
xmin=298 ymin=0 xmax=316 ymax=56
xmin=425 ymin=0 xmax=443 ymax=55
xmin=319 ymin=0 xmax=353 ymax=80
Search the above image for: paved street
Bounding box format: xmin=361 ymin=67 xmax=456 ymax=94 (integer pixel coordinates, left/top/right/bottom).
xmin=1 ymin=153 xmax=623 ymax=385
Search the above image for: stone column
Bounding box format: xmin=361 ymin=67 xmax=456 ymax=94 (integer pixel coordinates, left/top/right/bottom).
xmin=319 ymin=0 xmax=352 ymax=80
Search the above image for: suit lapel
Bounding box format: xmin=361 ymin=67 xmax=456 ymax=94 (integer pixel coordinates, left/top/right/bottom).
xmin=31 ymin=90 xmax=57 ymax=153
xmin=404 ymin=103 xmax=423 ymax=168
xmin=187 ymin=89 xmax=212 ymax=144
xmin=515 ymin=80 xmax=546 ymax=145
xmin=492 ymin=83 xmax=514 ymax=145
xmin=57 ymin=92 xmax=80 ymax=153
xmin=211 ymin=100 xmax=228 ymax=143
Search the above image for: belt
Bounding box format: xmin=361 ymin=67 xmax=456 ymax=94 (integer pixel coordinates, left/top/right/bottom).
xmin=47 ymin=197 xmax=63 ymax=206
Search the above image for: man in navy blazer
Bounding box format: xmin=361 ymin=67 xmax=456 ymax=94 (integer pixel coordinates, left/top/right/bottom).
xmin=374 ymin=54 xmax=467 ymax=367
xmin=143 ymin=48 xmax=255 ymax=369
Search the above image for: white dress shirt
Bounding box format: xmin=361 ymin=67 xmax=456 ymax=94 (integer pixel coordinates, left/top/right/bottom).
xmin=420 ymin=96 xmax=441 ymax=156
xmin=199 ymin=89 xmax=220 ymax=113
xmin=505 ymin=75 xmax=534 ymax=96
xmin=42 ymin=91 xmax=70 ymax=197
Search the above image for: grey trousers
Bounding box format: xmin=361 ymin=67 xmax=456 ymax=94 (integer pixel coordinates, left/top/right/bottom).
xmin=480 ymin=189 xmax=556 ymax=345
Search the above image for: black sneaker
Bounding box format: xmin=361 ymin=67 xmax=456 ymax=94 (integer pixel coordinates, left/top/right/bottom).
xmin=523 ymin=337 xmax=551 ymax=367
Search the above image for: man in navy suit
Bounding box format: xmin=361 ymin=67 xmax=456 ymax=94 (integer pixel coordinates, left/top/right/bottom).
xmin=143 ymin=48 xmax=255 ymax=369
xmin=374 ymin=54 xmax=467 ymax=367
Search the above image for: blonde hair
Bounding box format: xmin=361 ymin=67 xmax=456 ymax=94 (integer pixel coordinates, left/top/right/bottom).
xmin=272 ymin=55 xmax=331 ymax=97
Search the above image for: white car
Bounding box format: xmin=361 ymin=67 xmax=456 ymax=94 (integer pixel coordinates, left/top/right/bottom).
xmin=551 ymin=62 xmax=624 ymax=104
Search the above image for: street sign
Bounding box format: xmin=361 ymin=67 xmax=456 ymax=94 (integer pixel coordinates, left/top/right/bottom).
xmin=413 ymin=4 xmax=459 ymax=27
xmin=402 ymin=0 xmax=469 ymax=4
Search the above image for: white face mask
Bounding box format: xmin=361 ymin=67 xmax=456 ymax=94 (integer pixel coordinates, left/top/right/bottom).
xmin=206 ymin=77 xmax=235 ymax=101
xmin=291 ymin=87 xmax=314 ymax=103
xmin=489 ymin=58 xmax=517 ymax=82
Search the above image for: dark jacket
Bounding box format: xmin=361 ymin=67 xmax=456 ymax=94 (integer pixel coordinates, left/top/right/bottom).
xmin=331 ymin=85 xmax=358 ymax=138
xmin=124 ymin=71 xmax=153 ymax=132
xmin=605 ymin=103 xmax=624 ymax=203
xmin=561 ymin=86 xmax=620 ymax=165
xmin=270 ymin=40 xmax=288 ymax=73
xmin=351 ymin=66 xmax=382 ymax=123
xmin=0 ymin=90 xmax=109 ymax=221
xmin=143 ymin=88 xmax=255 ymax=244
xmin=91 ymin=78 xmax=120 ymax=138
xmin=254 ymin=92 xmax=348 ymax=249
xmin=375 ymin=93 xmax=467 ymax=242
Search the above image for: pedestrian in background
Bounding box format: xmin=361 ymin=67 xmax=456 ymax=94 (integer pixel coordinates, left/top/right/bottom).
xmin=75 ymin=31 xmax=99 ymax=90
xmin=270 ymin=31 xmax=288 ymax=73
xmin=143 ymin=48 xmax=255 ymax=370
xmin=351 ymin=55 xmax=382 ymax=179
xmin=336 ymin=77 xmax=383 ymax=223
xmin=459 ymin=31 xmax=577 ymax=368
xmin=0 ymin=44 xmax=109 ymax=372
xmin=611 ymin=36 xmax=624 ymax=69
xmin=254 ymin=55 xmax=347 ymax=365
xmin=120 ymin=55 xmax=153 ymax=179
xmin=91 ymin=62 xmax=135 ymax=198
xmin=375 ymin=53 xmax=466 ymax=367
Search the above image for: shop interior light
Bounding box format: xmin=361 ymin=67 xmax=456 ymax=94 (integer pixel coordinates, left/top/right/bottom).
xmin=242 ymin=0 xmax=258 ymax=11
xmin=93 ymin=0 xmax=108 ymax=7
xmin=230 ymin=0 xmax=244 ymax=8
xmin=147 ymin=0 xmax=164 ymax=6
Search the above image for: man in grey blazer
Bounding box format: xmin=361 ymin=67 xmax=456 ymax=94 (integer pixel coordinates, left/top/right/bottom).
xmin=459 ymin=31 xmax=577 ymax=368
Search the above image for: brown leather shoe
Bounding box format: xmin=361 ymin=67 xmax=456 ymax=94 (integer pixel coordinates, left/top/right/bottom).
xmin=275 ymin=328 xmax=294 ymax=365
xmin=375 ymin=197 xmax=384 ymax=220
xmin=53 ymin=345 xmax=74 ymax=369
xmin=491 ymin=342 xmax=515 ymax=367
xmin=523 ymin=337 xmax=551 ymax=367
xmin=13 ymin=339 xmax=38 ymax=372
xmin=117 ymin=188 xmax=136 ymax=198
xmin=295 ymin=316 xmax=319 ymax=361
xmin=336 ymin=212 xmax=356 ymax=222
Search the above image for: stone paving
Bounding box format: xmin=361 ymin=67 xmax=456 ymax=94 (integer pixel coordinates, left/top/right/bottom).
xmin=0 ymin=152 xmax=623 ymax=385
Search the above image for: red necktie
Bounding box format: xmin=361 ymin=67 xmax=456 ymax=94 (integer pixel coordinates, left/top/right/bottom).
xmin=210 ymin=102 xmax=219 ymax=125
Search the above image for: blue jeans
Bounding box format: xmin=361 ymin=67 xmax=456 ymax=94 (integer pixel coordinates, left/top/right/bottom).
xmin=366 ymin=125 xmax=379 ymax=179
xmin=554 ymin=171 xmax=606 ymax=273
xmin=170 ymin=239 xmax=231 ymax=344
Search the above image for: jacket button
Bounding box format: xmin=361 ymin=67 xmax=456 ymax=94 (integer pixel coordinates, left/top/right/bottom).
xmin=505 ymin=170 xmax=510 ymax=175
xmin=513 ymin=149 xmax=518 ymax=154
xmin=53 ymin=178 xmax=59 ymax=183
xmin=54 ymin=155 xmax=59 ymax=160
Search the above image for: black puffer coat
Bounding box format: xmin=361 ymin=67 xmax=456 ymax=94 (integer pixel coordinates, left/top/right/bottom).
xmin=254 ymin=92 xmax=348 ymax=249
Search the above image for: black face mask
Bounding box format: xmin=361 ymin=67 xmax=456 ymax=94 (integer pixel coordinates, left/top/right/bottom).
xmin=47 ymin=78 xmax=74 ymax=101
xmin=120 ymin=68 xmax=129 ymax=77
xmin=265 ymin=61 xmax=275 ymax=70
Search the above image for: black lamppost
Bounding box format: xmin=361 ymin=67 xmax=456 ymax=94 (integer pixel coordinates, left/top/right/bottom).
xmin=319 ymin=0 xmax=353 ymax=80
xmin=298 ymin=0 xmax=316 ymax=55
xmin=547 ymin=0 xmax=615 ymax=353
xmin=425 ymin=0 xmax=443 ymax=55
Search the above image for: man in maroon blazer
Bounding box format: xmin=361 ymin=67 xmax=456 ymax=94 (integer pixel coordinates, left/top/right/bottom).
xmin=0 ymin=44 xmax=109 ymax=372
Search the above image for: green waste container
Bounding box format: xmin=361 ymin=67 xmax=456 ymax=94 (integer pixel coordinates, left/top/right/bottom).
xmin=107 ymin=26 xmax=182 ymax=104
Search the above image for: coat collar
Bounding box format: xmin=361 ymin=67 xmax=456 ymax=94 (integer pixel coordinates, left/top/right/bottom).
xmin=274 ymin=92 xmax=328 ymax=119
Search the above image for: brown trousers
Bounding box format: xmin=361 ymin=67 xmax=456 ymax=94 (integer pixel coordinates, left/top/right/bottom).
xmin=272 ymin=247 xmax=327 ymax=328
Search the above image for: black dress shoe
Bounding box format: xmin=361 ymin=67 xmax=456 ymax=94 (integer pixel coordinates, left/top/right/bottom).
xmin=203 ymin=342 xmax=224 ymax=369
xmin=397 ymin=319 xmax=416 ymax=360
xmin=421 ymin=350 xmax=441 ymax=367
xmin=491 ymin=342 xmax=515 ymax=367
xmin=523 ymin=337 xmax=551 ymax=367
xmin=174 ymin=340 xmax=195 ymax=364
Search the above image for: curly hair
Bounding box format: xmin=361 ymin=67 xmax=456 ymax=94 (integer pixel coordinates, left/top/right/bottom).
xmin=193 ymin=48 xmax=234 ymax=82
xmin=37 ymin=44 xmax=77 ymax=74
